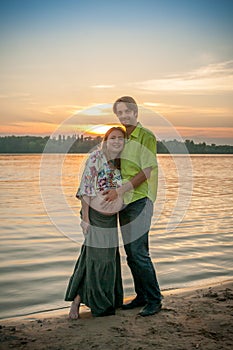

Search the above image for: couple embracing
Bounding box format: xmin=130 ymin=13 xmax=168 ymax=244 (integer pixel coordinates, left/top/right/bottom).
xmin=65 ymin=96 xmax=162 ymax=318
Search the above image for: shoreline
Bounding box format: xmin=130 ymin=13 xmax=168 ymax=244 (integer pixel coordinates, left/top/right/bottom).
xmin=1 ymin=278 xmax=232 ymax=323
xmin=1 ymin=279 xmax=232 ymax=350
xmin=1 ymin=277 xmax=231 ymax=323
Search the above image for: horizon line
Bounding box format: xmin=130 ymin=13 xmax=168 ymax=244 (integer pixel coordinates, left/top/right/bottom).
xmin=0 ymin=134 xmax=233 ymax=147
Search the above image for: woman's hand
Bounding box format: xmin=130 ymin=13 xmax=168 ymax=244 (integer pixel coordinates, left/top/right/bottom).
xmin=80 ymin=220 xmax=90 ymax=235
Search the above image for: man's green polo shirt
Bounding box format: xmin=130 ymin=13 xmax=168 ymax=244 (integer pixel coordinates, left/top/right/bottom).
xmin=120 ymin=122 xmax=158 ymax=204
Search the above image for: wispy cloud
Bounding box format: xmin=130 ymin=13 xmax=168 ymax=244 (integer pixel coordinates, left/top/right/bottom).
xmin=132 ymin=61 xmax=233 ymax=94
xmin=142 ymin=102 xmax=232 ymax=117
xmin=0 ymin=93 xmax=32 ymax=99
xmin=175 ymin=126 xmax=233 ymax=137
xmin=91 ymin=85 xmax=115 ymax=89
xmin=29 ymin=105 xmax=84 ymax=117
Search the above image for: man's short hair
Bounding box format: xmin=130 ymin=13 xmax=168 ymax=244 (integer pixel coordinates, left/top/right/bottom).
xmin=113 ymin=96 xmax=138 ymax=116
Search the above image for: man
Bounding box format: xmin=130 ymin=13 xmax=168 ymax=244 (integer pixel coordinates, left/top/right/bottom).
xmin=103 ymin=96 xmax=162 ymax=317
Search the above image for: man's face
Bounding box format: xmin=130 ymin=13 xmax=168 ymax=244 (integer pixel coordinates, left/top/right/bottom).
xmin=115 ymin=102 xmax=137 ymax=127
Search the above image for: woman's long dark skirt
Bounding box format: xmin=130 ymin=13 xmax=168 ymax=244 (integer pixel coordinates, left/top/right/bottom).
xmin=64 ymin=207 xmax=123 ymax=317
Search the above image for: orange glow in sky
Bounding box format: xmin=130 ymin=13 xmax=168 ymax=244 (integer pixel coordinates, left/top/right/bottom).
xmin=87 ymin=124 xmax=123 ymax=136
xmin=0 ymin=0 xmax=233 ymax=145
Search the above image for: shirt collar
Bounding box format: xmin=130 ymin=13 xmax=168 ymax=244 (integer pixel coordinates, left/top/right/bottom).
xmin=129 ymin=122 xmax=142 ymax=139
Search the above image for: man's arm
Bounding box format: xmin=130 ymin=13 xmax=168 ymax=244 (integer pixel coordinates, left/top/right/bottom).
xmin=103 ymin=166 xmax=152 ymax=202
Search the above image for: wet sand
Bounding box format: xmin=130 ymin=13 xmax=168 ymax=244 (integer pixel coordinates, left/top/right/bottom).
xmin=1 ymin=280 xmax=233 ymax=350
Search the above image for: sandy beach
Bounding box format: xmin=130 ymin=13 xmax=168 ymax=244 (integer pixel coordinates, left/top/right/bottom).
xmin=1 ymin=280 xmax=232 ymax=350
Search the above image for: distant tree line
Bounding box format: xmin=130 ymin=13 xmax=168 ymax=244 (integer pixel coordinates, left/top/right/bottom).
xmin=158 ymin=139 xmax=233 ymax=154
xmin=0 ymin=135 xmax=102 ymax=154
xmin=0 ymin=135 xmax=233 ymax=154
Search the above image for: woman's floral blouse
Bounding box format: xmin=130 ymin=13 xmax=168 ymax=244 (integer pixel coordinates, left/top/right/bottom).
xmin=76 ymin=149 xmax=122 ymax=198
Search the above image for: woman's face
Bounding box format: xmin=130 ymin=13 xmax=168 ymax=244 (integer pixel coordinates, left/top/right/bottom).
xmin=106 ymin=129 xmax=125 ymax=155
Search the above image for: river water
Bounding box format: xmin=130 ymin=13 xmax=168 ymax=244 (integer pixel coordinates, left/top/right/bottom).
xmin=0 ymin=154 xmax=232 ymax=319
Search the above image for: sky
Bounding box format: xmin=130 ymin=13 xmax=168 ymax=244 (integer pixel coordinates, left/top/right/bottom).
xmin=0 ymin=0 xmax=233 ymax=144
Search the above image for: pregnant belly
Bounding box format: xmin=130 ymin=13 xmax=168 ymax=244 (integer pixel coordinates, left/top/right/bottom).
xmin=90 ymin=192 xmax=123 ymax=215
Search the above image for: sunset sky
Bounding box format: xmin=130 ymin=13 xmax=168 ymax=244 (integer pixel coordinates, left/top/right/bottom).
xmin=1 ymin=0 xmax=233 ymax=144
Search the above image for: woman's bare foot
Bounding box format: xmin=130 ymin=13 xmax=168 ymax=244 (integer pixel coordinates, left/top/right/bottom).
xmin=69 ymin=295 xmax=81 ymax=319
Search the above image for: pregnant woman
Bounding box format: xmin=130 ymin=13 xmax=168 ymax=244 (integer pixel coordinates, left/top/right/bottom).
xmin=65 ymin=126 xmax=126 ymax=318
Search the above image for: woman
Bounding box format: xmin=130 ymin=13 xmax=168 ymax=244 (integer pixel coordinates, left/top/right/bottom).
xmin=65 ymin=127 xmax=126 ymax=318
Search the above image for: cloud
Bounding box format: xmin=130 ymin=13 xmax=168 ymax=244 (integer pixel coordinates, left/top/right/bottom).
xmin=132 ymin=61 xmax=233 ymax=94
xmin=142 ymin=101 xmax=232 ymax=117
xmin=143 ymin=102 xmax=163 ymax=108
xmin=0 ymin=93 xmax=32 ymax=99
xmin=26 ymin=104 xmax=85 ymax=118
xmin=72 ymin=104 xmax=118 ymax=125
xmin=36 ymin=103 xmax=114 ymax=120
xmin=174 ymin=126 xmax=233 ymax=144
xmin=91 ymin=85 xmax=115 ymax=89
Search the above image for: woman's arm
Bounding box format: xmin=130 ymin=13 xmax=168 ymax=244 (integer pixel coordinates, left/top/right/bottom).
xmin=102 ymin=167 xmax=152 ymax=202
xmin=80 ymin=195 xmax=91 ymax=235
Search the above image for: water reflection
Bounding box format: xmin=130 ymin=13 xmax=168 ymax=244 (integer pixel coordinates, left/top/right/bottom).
xmin=0 ymin=154 xmax=232 ymax=318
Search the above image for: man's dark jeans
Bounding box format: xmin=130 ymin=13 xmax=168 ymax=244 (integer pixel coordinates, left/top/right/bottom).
xmin=119 ymin=197 xmax=161 ymax=304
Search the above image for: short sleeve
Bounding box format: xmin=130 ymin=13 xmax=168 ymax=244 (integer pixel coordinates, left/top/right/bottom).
xmin=76 ymin=153 xmax=99 ymax=199
xmin=140 ymin=133 xmax=157 ymax=170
